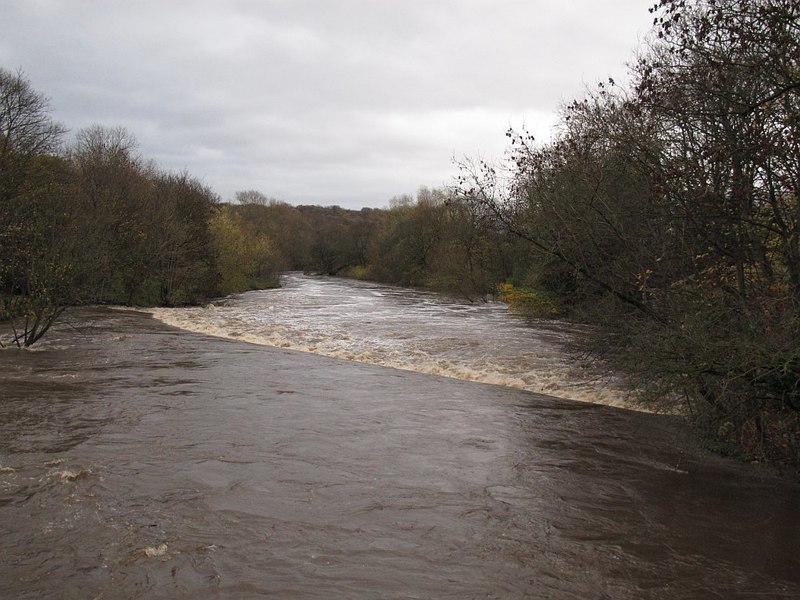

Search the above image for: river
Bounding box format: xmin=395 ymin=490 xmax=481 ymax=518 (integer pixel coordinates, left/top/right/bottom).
xmin=150 ymin=273 xmax=629 ymax=408
xmin=1 ymin=275 xmax=798 ymax=599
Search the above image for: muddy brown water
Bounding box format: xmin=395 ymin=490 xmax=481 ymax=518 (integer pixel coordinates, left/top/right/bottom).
xmin=1 ymin=308 xmax=798 ymax=599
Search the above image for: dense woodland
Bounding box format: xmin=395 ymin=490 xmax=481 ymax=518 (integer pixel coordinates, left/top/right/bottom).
xmin=1 ymin=0 xmax=798 ymax=465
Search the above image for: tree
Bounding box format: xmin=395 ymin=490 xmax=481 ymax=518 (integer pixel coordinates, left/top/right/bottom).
xmin=68 ymin=127 xmax=220 ymax=305
xmin=0 ymin=69 xmax=66 ymax=200
xmin=235 ymin=189 xmax=275 ymax=206
xmin=426 ymin=192 xmax=504 ymax=299
xmin=639 ymin=0 xmax=800 ymax=304
xmin=67 ymin=125 xmax=152 ymax=303
xmin=209 ymin=205 xmax=278 ymax=294
xmin=148 ymin=172 xmax=219 ymax=305
xmin=458 ymin=0 xmax=800 ymax=463
xmin=367 ymin=189 xmax=446 ymax=287
xmin=239 ymin=201 xmax=312 ymax=271
xmin=0 ymin=69 xmax=70 ymax=347
xmin=631 ymin=0 xmax=800 ymax=458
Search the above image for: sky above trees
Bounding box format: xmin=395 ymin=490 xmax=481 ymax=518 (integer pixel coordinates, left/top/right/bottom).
xmin=2 ymin=1 xmax=654 ymax=208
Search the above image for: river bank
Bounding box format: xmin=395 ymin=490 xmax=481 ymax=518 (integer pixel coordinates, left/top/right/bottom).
xmin=1 ymin=308 xmax=798 ymax=599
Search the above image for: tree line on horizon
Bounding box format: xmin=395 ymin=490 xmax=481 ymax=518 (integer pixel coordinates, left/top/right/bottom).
xmin=2 ymin=0 xmax=798 ymax=465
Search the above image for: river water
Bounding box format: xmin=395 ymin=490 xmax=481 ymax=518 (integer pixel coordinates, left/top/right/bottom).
xmin=1 ymin=277 xmax=799 ymax=598
xmin=150 ymin=273 xmax=629 ymax=408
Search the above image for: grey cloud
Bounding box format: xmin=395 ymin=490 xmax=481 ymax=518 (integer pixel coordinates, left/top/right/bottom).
xmin=3 ymin=0 xmax=654 ymax=207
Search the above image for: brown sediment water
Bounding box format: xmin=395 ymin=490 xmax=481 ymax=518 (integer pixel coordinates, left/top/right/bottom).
xmin=1 ymin=307 xmax=798 ymax=599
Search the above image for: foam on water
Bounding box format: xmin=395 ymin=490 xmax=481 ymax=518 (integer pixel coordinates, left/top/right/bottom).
xmin=147 ymin=274 xmax=634 ymax=409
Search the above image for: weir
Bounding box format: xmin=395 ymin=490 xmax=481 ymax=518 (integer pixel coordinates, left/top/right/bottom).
xmin=150 ymin=273 xmax=631 ymax=408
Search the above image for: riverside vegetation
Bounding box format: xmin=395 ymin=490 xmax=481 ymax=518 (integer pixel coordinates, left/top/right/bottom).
xmin=1 ymin=0 xmax=798 ymax=466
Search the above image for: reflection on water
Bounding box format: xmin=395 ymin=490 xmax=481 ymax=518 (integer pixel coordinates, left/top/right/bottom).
xmin=150 ymin=273 xmax=630 ymax=407
xmin=0 ymin=308 xmax=798 ymax=599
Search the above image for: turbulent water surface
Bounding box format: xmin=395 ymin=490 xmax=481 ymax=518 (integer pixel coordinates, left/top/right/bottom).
xmin=151 ymin=273 xmax=629 ymax=407
xmin=1 ymin=279 xmax=799 ymax=599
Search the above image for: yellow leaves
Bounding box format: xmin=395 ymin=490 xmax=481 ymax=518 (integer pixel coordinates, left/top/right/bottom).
xmin=497 ymin=283 xmax=559 ymax=317
xmin=496 ymin=283 xmax=514 ymax=296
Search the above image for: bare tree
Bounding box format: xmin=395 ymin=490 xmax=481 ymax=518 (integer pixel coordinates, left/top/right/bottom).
xmin=236 ymin=189 xmax=276 ymax=206
xmin=0 ymin=69 xmax=69 ymax=347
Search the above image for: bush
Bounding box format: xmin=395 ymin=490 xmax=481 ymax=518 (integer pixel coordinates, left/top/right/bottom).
xmin=496 ymin=283 xmax=559 ymax=317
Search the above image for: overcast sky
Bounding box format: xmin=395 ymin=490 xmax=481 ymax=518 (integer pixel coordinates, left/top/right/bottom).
xmin=2 ymin=1 xmax=654 ymax=209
